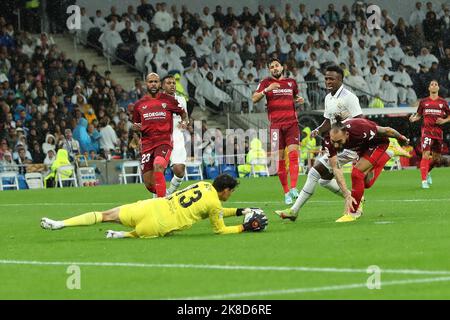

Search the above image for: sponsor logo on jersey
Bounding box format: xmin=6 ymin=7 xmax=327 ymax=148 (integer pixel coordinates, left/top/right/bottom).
xmin=143 ymin=111 xmax=167 ymax=120
xmin=272 ymin=88 xmax=293 ymax=94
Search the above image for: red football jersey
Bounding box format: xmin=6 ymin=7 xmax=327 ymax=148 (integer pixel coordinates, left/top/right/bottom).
xmin=325 ymin=118 xmax=389 ymax=157
xmin=132 ymin=93 xmax=186 ymax=152
xmin=417 ymin=96 xmax=450 ymax=140
xmin=256 ymin=77 xmax=299 ymax=128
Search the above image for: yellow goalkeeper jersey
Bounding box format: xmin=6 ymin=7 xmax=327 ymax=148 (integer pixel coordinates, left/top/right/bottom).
xmin=118 ymin=182 xmax=243 ymax=238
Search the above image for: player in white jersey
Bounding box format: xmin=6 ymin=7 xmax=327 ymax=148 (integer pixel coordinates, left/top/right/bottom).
xmin=162 ymin=75 xmax=188 ymax=195
xmin=275 ymin=65 xmax=364 ymax=221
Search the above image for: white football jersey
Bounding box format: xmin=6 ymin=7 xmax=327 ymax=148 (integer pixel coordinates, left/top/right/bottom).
xmin=324 ymin=85 xmax=362 ymax=124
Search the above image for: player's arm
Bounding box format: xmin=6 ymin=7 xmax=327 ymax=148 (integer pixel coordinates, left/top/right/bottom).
xmin=329 ymin=155 xmax=356 ymax=212
xmin=209 ymin=206 xmax=244 ymax=234
xmin=376 ymin=126 xmax=410 ymax=144
xmin=252 ymin=81 xmax=279 ymax=103
xmin=436 ymin=115 xmax=450 ymax=125
xmin=311 ymin=118 xmax=331 ymax=138
xmin=409 ymin=113 xmax=421 ymax=123
xmin=132 ymin=104 xmax=142 ymax=131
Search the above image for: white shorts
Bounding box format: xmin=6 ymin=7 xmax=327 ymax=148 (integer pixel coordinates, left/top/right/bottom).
xmin=170 ymin=131 xmax=186 ymax=165
xmin=317 ymin=149 xmax=358 ymax=174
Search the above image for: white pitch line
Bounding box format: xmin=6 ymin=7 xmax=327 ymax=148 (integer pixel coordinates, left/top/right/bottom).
xmin=175 ymin=276 xmax=450 ymax=300
xmin=0 ymin=198 xmax=449 ymax=206
xmin=0 ymin=260 xmax=450 ymax=276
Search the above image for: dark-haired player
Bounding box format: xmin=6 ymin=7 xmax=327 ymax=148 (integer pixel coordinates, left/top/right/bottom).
xmin=276 ymin=65 xmax=364 ymax=221
xmin=41 ymin=174 xmax=268 ymax=238
xmin=252 ymin=58 xmax=304 ymax=205
xmin=131 ymin=73 xmax=189 ymax=198
xmin=326 ymin=118 xmax=409 ymax=222
xmin=409 ymin=80 xmax=450 ymax=189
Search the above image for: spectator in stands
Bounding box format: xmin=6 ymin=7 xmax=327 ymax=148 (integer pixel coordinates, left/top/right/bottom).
xmin=410 ymin=2 xmax=426 ymax=27
xmin=152 ymin=2 xmax=173 ymax=33
xmin=0 ymin=151 xmax=18 ymax=172
xmin=42 ymin=134 xmax=56 ymax=155
xmin=417 ymin=47 xmax=439 ymax=69
xmin=379 ymin=74 xmax=399 ymax=107
xmin=137 ymin=0 xmax=155 ymax=23
xmin=393 ymin=64 xmax=417 ymax=104
xmin=15 ymin=147 xmax=32 ymax=174
xmin=99 ymin=117 xmax=118 ymax=158
xmin=94 ymin=10 xmax=108 ymax=31
xmin=61 ymin=128 xmax=80 ymax=162
xmin=30 ymin=141 xmax=45 ymax=164
xmin=423 ymin=11 xmax=441 ymax=44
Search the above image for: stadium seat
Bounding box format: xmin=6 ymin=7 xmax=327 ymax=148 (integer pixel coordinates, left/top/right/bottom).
xmin=205 ymin=165 xmax=220 ymax=179
xmin=119 ymin=161 xmax=143 ymax=184
xmin=220 ymin=164 xmax=238 ymax=178
xmin=0 ymin=172 xmax=19 ymax=191
xmin=165 ymin=168 xmax=173 ymax=181
xmin=25 ymin=172 xmax=44 ymax=189
xmin=185 ymin=162 xmax=203 ymax=180
xmin=56 ymin=165 xmax=78 ymax=188
xmin=250 ymin=158 xmax=269 ymax=177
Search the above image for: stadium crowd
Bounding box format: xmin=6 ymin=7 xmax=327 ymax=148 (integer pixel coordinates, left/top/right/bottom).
xmin=0 ymin=1 xmax=449 ymax=181
xmin=72 ymin=0 xmax=450 ymax=111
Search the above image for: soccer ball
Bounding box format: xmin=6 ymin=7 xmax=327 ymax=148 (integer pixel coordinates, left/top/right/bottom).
xmin=243 ymin=208 xmax=265 ymax=223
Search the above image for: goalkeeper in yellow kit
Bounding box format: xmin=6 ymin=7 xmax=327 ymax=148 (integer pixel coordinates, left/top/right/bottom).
xmin=40 ymin=174 xmax=268 ymax=238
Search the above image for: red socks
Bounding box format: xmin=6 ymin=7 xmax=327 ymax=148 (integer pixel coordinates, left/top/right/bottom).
xmin=154 ymin=171 xmax=166 ymax=197
xmin=365 ymin=152 xmax=391 ymax=189
xmin=351 ymin=167 xmax=366 ymax=213
xmin=288 ymin=150 xmax=299 ymax=189
xmin=420 ymin=158 xmax=430 ymax=181
xmin=278 ymin=159 xmax=289 ymax=193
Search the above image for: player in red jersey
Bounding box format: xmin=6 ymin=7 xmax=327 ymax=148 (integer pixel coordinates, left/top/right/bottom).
xmin=132 ymin=73 xmax=188 ymax=197
xmin=409 ymin=80 xmax=450 ymax=188
xmin=326 ymin=117 xmax=409 ymax=222
xmin=252 ymin=58 xmax=304 ymax=204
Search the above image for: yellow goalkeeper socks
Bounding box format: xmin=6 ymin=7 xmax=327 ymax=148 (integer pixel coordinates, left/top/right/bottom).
xmin=63 ymin=212 xmax=103 ymax=227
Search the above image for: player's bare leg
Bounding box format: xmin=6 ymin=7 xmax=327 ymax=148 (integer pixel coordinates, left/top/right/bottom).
xmin=420 ymin=150 xmax=432 ymax=188
xmin=167 ymin=164 xmax=185 ymax=195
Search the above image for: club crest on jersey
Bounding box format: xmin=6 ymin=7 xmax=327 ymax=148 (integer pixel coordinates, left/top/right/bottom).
xmin=162 ymin=103 xmax=167 ymax=109
xmin=439 ymin=104 xmax=443 ymax=108
xmin=288 ymin=82 xmax=292 ymax=87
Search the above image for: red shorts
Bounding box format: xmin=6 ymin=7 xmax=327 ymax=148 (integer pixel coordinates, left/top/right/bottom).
xmin=140 ymin=145 xmax=172 ymax=174
xmin=362 ymin=143 xmax=389 ymax=166
xmin=421 ymin=136 xmax=442 ymax=153
xmin=271 ymin=123 xmax=300 ymax=151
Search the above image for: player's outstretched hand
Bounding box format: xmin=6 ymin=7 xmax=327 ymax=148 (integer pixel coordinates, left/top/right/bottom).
xmin=296 ymin=96 xmax=305 ymax=104
xmin=243 ymin=212 xmax=268 ymax=232
xmin=311 ymin=128 xmax=320 ymax=138
xmin=132 ymin=123 xmax=142 ymax=131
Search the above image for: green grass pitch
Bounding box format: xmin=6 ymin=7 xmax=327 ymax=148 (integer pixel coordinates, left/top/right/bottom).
xmin=0 ymin=168 xmax=450 ymax=299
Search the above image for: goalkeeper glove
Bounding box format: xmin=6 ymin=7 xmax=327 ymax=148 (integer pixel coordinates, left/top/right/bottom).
xmin=242 ymin=213 xmax=268 ymax=232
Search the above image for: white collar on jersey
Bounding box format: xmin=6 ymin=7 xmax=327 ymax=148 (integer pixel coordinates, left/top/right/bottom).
xmin=331 ymin=84 xmax=345 ymax=99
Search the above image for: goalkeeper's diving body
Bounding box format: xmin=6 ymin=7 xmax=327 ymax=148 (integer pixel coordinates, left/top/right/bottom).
xmin=40 ymin=174 xmax=268 ymax=238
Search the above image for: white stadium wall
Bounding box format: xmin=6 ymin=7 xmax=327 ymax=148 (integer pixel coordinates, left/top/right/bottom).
xmin=76 ymin=0 xmax=449 ymax=23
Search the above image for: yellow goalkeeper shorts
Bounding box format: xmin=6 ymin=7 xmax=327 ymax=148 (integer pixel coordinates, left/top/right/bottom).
xmin=118 ymin=199 xmax=167 ymax=238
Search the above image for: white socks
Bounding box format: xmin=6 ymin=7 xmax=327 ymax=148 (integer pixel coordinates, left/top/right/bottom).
xmin=166 ymin=175 xmax=184 ymax=195
xmin=319 ymin=179 xmax=344 ymax=197
xmin=291 ymin=167 xmax=321 ymax=213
